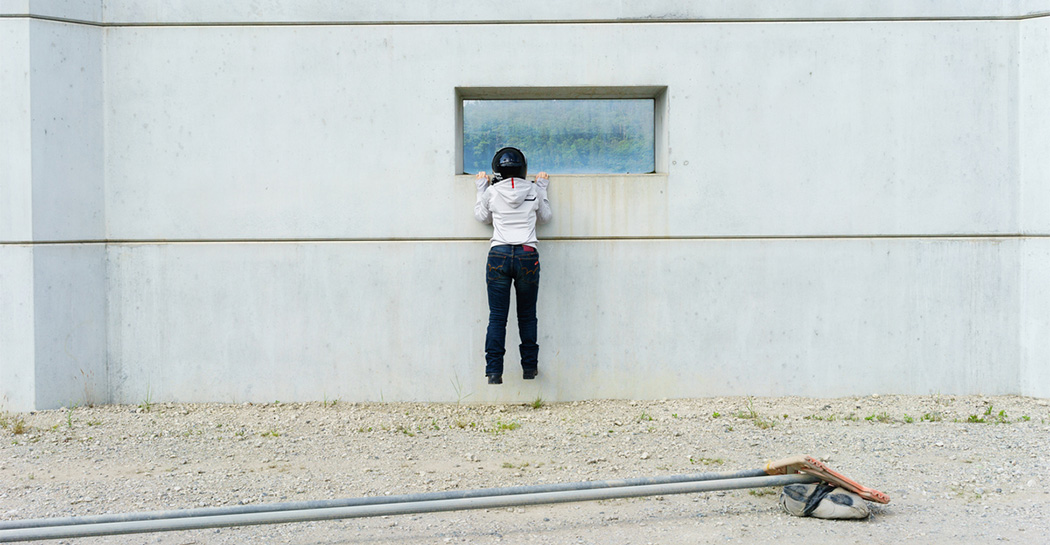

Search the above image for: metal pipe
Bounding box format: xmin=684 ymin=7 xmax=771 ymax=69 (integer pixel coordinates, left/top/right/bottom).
xmin=0 ymin=474 xmax=817 ymax=542
xmin=0 ymin=468 xmax=770 ymax=530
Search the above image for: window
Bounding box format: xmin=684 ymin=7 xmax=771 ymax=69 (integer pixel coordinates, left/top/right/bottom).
xmin=457 ymin=87 xmax=666 ymax=175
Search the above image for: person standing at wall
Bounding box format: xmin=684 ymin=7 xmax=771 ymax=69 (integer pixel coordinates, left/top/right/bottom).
xmin=474 ymin=147 xmax=552 ymax=384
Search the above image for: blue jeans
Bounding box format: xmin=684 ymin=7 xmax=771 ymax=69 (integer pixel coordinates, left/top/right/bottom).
xmin=485 ymin=245 xmax=541 ymax=376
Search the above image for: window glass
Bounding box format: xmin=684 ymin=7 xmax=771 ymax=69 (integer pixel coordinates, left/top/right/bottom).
xmin=462 ymin=99 xmax=655 ymax=175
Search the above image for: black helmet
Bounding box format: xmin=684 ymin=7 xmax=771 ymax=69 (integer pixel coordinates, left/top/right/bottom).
xmin=491 ymin=147 xmax=527 ymax=180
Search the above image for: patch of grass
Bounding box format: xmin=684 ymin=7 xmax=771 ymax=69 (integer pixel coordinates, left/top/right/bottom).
xmin=2 ymin=412 xmax=29 ymax=435
xmin=962 ymin=406 xmax=1012 ymax=424
xmin=922 ymin=412 xmax=942 ymax=422
xmin=530 ymin=397 xmax=545 ymax=409
xmin=865 ymin=412 xmax=892 ymax=423
xmin=260 ymin=428 xmax=280 ymax=437
xmin=733 ymin=397 xmax=776 ymax=429
xmin=949 ymin=484 xmax=985 ymax=502
xmin=903 ymin=414 xmax=915 ymax=423
xmin=322 ymin=395 xmax=338 ymax=408
xmin=689 ymin=456 xmax=725 ymax=466
xmin=491 ymin=420 xmax=521 ymax=434
xmin=451 ymin=374 xmax=472 ymax=405
xmin=753 ymin=417 xmax=777 ymax=430
xmin=712 ymin=412 xmax=721 ymax=419
xmin=638 ymin=412 xmax=653 ymax=422
xmin=735 ymin=397 xmax=758 ymax=420
xmin=395 ymin=424 xmax=415 ymax=437
xmin=139 ymin=385 xmax=154 ymax=413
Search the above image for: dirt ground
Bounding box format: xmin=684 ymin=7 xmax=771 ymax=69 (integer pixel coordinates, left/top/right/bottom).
xmin=2 ymin=394 xmax=1048 ymax=544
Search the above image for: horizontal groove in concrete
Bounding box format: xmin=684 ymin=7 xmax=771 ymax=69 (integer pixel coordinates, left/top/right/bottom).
xmin=2 ymin=13 xmax=1048 ymax=28
xmin=3 ymin=234 xmax=1048 ymax=246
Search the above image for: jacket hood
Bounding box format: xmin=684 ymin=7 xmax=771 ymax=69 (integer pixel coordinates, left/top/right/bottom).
xmin=491 ymin=177 xmax=533 ymax=208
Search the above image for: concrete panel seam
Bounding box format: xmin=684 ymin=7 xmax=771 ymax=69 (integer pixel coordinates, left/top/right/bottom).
xmin=4 ymin=235 xmax=1050 ymax=246
xmin=3 ymin=13 xmax=1050 ymax=28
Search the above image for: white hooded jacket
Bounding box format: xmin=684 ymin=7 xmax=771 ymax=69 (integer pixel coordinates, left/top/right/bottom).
xmin=474 ymin=177 xmax=552 ymax=247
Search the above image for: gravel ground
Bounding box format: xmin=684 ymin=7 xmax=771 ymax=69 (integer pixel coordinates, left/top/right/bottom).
xmin=2 ymin=394 xmax=1048 ymax=544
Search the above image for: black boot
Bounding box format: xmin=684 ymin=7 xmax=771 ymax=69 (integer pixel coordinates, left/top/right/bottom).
xmin=487 ymin=374 xmax=503 ymax=385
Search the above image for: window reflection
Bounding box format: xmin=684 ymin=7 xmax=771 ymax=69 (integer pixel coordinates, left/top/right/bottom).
xmin=463 ymin=99 xmax=655 ymax=175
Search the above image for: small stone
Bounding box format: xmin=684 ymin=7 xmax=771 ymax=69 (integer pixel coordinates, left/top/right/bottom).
xmin=640 ymin=452 xmax=650 ymax=460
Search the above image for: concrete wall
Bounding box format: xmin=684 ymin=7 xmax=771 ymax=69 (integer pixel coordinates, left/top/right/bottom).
xmin=2 ymin=1 xmax=1048 ymax=409
xmin=0 ymin=14 xmax=107 ymax=409
xmin=1020 ymin=16 xmax=1050 ymax=397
